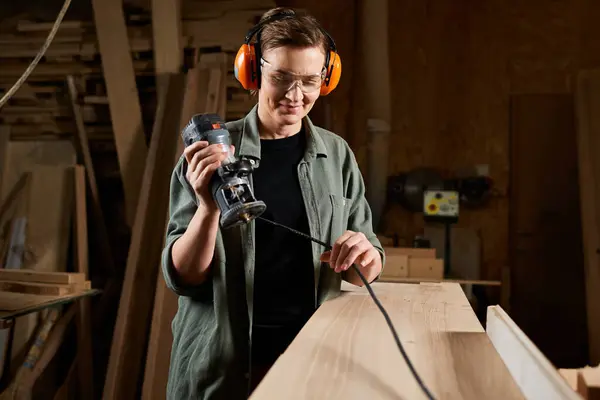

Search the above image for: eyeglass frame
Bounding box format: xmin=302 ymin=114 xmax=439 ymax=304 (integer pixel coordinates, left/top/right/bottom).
xmin=259 ymin=58 xmax=326 ymax=94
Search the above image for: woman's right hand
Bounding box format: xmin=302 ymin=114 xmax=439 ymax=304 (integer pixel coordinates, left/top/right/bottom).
xmin=183 ymin=141 xmax=234 ymax=210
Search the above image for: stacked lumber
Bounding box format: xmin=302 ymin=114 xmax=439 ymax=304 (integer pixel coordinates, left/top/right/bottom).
xmin=0 ymin=0 xmax=271 ymax=142
xmin=0 ymin=270 xmax=90 ymax=297
xmin=379 ymin=246 xmax=444 ymax=281
xmin=0 ymin=137 xmax=95 ymax=399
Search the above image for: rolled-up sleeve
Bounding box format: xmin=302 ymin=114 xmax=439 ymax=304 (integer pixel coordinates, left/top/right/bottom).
xmin=162 ymin=157 xmax=213 ymax=298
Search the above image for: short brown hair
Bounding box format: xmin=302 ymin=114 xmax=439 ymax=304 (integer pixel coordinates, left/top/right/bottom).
xmin=256 ymin=7 xmax=329 ymax=57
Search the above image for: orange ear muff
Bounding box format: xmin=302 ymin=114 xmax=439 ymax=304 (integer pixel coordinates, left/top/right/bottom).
xmin=320 ymin=50 xmax=342 ymax=96
xmin=234 ymin=43 xmax=259 ymax=91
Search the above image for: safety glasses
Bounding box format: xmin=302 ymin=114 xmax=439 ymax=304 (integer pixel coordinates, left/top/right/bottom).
xmin=260 ymin=58 xmax=325 ymax=93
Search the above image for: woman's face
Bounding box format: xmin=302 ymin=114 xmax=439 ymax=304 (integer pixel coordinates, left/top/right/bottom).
xmin=258 ymin=45 xmax=326 ymax=127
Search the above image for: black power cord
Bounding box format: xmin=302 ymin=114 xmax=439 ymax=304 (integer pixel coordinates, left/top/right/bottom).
xmin=257 ymin=216 xmax=436 ymax=400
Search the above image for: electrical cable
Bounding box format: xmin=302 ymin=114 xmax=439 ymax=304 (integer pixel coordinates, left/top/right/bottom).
xmin=256 ymin=215 xmax=437 ymax=400
xmin=0 ymin=0 xmax=73 ymax=110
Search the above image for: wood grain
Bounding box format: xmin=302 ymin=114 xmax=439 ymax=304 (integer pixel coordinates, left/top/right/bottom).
xmin=250 ymin=282 xmax=524 ymax=400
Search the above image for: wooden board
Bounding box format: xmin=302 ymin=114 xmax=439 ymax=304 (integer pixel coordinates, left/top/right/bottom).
xmin=486 ymin=306 xmax=581 ymax=400
xmin=91 ymin=0 xmax=148 ymax=226
xmin=250 ymin=282 xmax=524 ymax=399
xmin=102 ymin=73 xmax=186 ymax=400
xmin=142 ymin=53 xmax=228 ymax=400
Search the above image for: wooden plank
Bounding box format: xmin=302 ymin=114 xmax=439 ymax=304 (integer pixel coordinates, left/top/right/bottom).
xmin=250 ymin=282 xmax=523 ymax=399
xmin=0 ymin=270 xmax=84 ymax=285
xmin=102 ymin=72 xmax=186 ymax=400
xmin=91 ymin=0 xmax=148 ymax=226
xmin=575 ymin=69 xmax=600 ymax=364
xmin=151 ymin=0 xmax=183 ymax=98
xmin=72 ymin=165 xmax=94 ymax=400
xmin=0 ymin=280 xmax=88 ymax=296
xmin=486 ymin=306 xmax=581 ymax=400
xmin=65 ymin=75 xmax=115 ymax=275
xmin=140 ymin=1 xmax=184 ymax=397
xmin=25 ymin=166 xmax=74 ymax=272
xmin=0 ymin=307 xmax=62 ymax=400
xmin=2 ymin=305 xmax=76 ymax=400
xmin=141 ymin=53 xmax=227 ymax=400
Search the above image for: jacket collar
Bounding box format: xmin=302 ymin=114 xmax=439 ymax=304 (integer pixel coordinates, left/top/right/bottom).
xmin=237 ymin=104 xmax=329 ymax=165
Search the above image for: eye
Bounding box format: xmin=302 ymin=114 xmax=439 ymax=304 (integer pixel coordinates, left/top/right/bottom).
xmin=304 ymin=77 xmax=321 ymax=85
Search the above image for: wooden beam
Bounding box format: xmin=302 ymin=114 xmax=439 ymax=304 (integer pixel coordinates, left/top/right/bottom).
xmin=486 ymin=306 xmax=580 ymax=400
xmin=91 ymin=0 xmax=148 ymax=227
xmin=102 ymin=72 xmax=186 ymax=400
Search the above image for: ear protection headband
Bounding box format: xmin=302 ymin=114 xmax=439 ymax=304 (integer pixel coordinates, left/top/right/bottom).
xmin=234 ymin=10 xmax=342 ymax=96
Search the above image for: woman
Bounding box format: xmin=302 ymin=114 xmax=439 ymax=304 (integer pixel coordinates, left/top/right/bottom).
xmin=162 ymin=7 xmax=385 ymax=400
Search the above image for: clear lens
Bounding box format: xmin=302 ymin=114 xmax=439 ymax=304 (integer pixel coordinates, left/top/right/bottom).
xmin=261 ymin=58 xmax=324 ymax=93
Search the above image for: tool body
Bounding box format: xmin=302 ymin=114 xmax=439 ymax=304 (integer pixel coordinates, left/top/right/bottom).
xmin=182 ymin=113 xmax=266 ymax=229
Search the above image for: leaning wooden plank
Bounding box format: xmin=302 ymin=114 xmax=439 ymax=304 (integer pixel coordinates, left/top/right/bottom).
xmin=0 ymin=307 xmax=61 ymax=400
xmin=102 ymin=73 xmax=186 ymax=400
xmin=72 ymin=165 xmax=94 ymax=400
xmin=25 ymin=166 xmax=74 ymax=272
xmin=91 ymin=0 xmax=148 ymax=226
xmin=5 ymin=305 xmax=76 ymax=400
xmin=486 ymin=306 xmax=580 ymax=400
xmin=251 ymin=282 xmax=523 ymax=399
xmin=575 ymin=69 xmax=600 ymax=365
xmin=65 ymin=75 xmax=115 ymax=276
xmin=140 ymin=0 xmax=184 ymax=396
xmin=141 ymin=51 xmax=227 ymax=400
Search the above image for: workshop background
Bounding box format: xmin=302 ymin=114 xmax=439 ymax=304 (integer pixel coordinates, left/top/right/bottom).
xmin=0 ymin=0 xmax=599 ymax=399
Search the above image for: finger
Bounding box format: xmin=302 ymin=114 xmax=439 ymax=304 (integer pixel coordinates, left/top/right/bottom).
xmin=320 ymin=251 xmax=331 ymax=263
xmin=356 ymin=248 xmax=377 ymax=268
xmin=197 ymin=152 xmax=227 ymax=178
xmin=330 ymin=230 xmax=354 ymax=270
xmin=198 ymin=159 xmax=222 ymax=185
xmin=334 ymin=233 xmax=362 ymax=272
xmin=336 ymin=234 xmax=366 ymax=272
xmin=189 ymin=152 xmax=225 ymax=186
xmin=341 ymin=241 xmax=372 ymax=272
xmin=190 ymin=144 xmax=229 ymax=173
xmin=183 ymin=141 xmax=208 ymax=163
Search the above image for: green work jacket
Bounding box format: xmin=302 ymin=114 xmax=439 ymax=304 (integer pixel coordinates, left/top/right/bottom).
xmin=161 ymin=104 xmax=385 ymax=399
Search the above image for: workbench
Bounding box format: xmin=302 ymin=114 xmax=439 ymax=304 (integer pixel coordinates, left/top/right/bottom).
xmin=249 ymin=281 xmax=582 ymax=400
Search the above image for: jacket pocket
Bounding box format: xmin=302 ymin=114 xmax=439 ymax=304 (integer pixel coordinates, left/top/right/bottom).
xmin=329 ymin=194 xmax=351 ymax=242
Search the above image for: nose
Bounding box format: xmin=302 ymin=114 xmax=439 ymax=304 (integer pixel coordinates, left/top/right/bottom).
xmin=285 ymin=82 xmax=303 ymax=102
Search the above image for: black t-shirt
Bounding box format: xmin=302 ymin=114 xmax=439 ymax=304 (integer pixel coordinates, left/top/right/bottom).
xmin=251 ymin=128 xmax=315 ymax=364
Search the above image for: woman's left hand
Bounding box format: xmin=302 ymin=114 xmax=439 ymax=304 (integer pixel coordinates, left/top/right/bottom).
xmin=319 ymin=230 xmax=380 ymax=273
